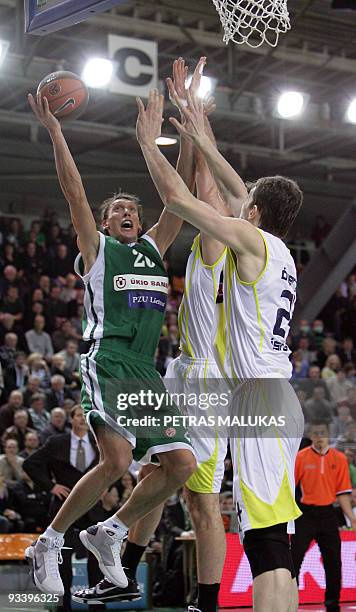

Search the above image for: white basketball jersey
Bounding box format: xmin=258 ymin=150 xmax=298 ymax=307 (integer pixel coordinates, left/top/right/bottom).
xmin=178 ymin=235 xmax=226 ymax=360
xmin=213 ymin=229 xmax=296 ymax=379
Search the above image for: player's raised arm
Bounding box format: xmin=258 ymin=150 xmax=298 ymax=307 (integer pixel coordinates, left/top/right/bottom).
xmin=147 ymin=58 xmax=210 ymax=257
xmin=27 ymin=93 xmax=98 ymax=271
xmin=168 ymin=84 xmax=248 ymax=218
xmin=136 ymin=90 xmax=263 ymax=259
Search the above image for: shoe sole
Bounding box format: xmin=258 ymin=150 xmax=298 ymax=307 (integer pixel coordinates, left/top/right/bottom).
xmin=79 ymin=530 xmax=128 ymax=588
xmin=72 ymin=594 xmax=141 ymax=604
xmin=25 ymin=546 xmax=64 ymax=597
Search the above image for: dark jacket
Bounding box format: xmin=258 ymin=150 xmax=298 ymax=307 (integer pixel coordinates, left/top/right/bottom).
xmin=23 ymin=432 xmax=99 ymax=527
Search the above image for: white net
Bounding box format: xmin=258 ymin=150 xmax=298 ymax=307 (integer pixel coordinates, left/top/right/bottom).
xmin=212 ymin=0 xmax=290 ymax=48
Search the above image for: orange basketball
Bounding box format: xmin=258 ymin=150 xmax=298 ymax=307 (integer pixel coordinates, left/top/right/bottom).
xmin=37 ymin=71 xmax=89 ymax=121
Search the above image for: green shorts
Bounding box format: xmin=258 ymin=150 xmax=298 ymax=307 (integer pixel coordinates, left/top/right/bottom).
xmin=80 ymin=338 xmax=193 ymax=463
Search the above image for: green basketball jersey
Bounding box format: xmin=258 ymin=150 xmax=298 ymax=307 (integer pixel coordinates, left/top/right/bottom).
xmin=74 ymin=232 xmax=168 ymax=358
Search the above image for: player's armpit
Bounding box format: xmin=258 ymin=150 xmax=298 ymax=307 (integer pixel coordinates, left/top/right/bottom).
xmin=77 ymin=232 xmax=100 ymax=275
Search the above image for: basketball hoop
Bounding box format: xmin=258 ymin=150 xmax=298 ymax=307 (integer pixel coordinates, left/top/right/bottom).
xmin=212 ymin=0 xmax=290 ymax=48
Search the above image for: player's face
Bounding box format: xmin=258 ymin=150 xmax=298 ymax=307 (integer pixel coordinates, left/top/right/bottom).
xmin=105 ymin=199 xmax=142 ymax=243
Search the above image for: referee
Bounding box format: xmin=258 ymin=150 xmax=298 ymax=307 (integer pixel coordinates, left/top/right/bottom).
xmin=291 ymin=419 xmax=356 ymax=612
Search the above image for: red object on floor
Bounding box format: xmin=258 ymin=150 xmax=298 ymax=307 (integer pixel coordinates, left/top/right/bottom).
xmin=219 ymin=531 xmax=356 ymax=607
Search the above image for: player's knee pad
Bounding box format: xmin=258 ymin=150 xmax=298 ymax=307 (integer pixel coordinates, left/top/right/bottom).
xmin=243 ymin=522 xmax=296 ymax=580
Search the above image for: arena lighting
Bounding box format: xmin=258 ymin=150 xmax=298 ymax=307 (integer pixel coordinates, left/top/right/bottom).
xmin=277 ymin=91 xmax=305 ymax=118
xmin=186 ymin=75 xmax=217 ymax=99
xmin=0 ymin=39 xmax=10 ymax=67
xmin=82 ymin=58 xmax=113 ymax=88
xmin=156 ymin=136 xmax=178 ymax=146
xmin=346 ymin=99 xmax=356 ymax=124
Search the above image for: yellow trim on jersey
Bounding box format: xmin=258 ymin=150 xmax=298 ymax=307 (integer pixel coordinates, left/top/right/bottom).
xmin=240 ymin=468 xmax=302 ymax=529
xmin=196 ymin=233 xmax=227 ymax=270
xmin=213 ymin=302 xmax=228 ymax=379
xmin=226 ymin=253 xmax=239 ymax=382
xmin=186 ymin=432 xmax=220 ymax=494
xmin=232 ymin=228 xmax=270 ymax=286
xmin=253 ymin=284 xmax=265 ymax=353
xmin=178 ymin=241 xmax=200 ymax=358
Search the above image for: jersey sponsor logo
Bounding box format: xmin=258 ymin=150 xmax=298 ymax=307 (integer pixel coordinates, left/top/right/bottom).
xmin=113 ymin=274 xmax=168 ymax=293
xmin=128 ymin=290 xmax=167 ymax=313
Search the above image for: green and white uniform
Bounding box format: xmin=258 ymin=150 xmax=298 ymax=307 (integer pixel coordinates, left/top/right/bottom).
xmin=75 ymin=231 xmax=193 ymax=463
xmin=165 ymin=234 xmax=228 ymax=493
xmin=213 ymin=229 xmax=304 ymax=535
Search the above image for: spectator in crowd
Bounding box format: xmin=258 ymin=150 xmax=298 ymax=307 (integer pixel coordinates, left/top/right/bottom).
xmin=50 ymin=354 xmax=78 ymax=389
xmin=337 ymin=420 xmax=356 ymax=448
xmin=0 ymin=438 xmax=25 ymax=489
xmin=344 ymin=448 xmax=356 ymax=488
xmin=11 ymin=472 xmax=51 ymax=532
xmin=0 ymin=332 xmax=18 ymax=369
xmin=23 ymin=405 xmax=102 ymax=611
xmin=21 ymin=241 xmax=42 ymax=280
xmin=304 ymin=385 xmax=334 ymax=423
xmin=0 ymin=242 xmax=20 ymax=269
xmin=19 ymin=431 xmax=40 ymax=459
xmin=0 ymin=390 xmax=24 ymax=436
xmin=1 ymin=409 xmax=35 ymax=451
xmin=44 ymin=285 xmax=68 ymax=330
xmin=46 ymin=243 xmax=74 ymax=281
xmin=1 ymin=286 xmax=24 ymax=325
xmin=291 ymin=350 xmax=310 ymax=379
xmin=51 ymin=319 xmax=80 ymax=353
xmin=60 ymin=273 xmax=78 ymax=304
xmin=28 ymin=393 xmax=50 ymax=433
xmin=0 ymin=473 xmax=23 ymax=533
xmin=311 ymin=319 xmax=326 ymax=351
xmin=46 ymin=374 xmax=74 ymax=410
xmin=329 ymin=404 xmax=353 ymax=442
xmin=40 ymin=407 xmax=70 ymax=445
xmin=317 ymin=337 xmax=337 ymax=369
xmin=0 ymin=265 xmax=22 ymax=298
xmin=27 ymin=353 xmax=50 ymax=388
xmin=25 ymin=314 xmax=54 ymax=359
xmin=58 ymin=339 xmax=80 ymax=373
xmin=0 ymin=314 xmax=17 ymax=346
xmin=322 ymin=354 xmax=342 ymax=380
xmin=89 ymin=485 xmax=120 ymax=523
xmin=337 ymin=337 xmax=356 ymax=365
xmin=326 ymin=366 xmax=353 ymax=402
xmin=38 ymin=274 xmax=51 ymax=298
xmin=3 ymin=351 xmax=28 ymax=396
xmin=23 ymin=375 xmax=41 ymax=407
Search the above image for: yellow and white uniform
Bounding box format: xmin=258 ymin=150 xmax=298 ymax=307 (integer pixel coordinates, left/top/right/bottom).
xmin=213 ymin=229 xmax=304 ymax=534
xmin=165 ymin=234 xmax=228 ymax=493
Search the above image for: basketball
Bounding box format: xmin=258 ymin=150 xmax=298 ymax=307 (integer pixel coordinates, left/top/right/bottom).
xmin=37 ymin=70 xmax=89 ymax=121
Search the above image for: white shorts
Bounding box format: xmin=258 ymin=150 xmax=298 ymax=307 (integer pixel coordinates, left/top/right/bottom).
xmin=229 ymin=377 xmax=304 ymax=536
xmin=165 ymin=354 xmax=229 ymax=494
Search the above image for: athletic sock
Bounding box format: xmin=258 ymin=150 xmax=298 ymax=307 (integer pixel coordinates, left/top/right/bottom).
xmin=43 ymin=526 xmax=65 ymax=540
xmin=121 ymin=541 xmax=146 ymax=580
xmin=197 ymin=583 xmax=220 ymax=612
xmin=101 ymin=515 xmax=128 ymax=539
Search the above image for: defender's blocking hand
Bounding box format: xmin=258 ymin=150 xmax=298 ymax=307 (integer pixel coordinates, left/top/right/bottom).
xmin=136 ymin=89 xmax=164 ymax=146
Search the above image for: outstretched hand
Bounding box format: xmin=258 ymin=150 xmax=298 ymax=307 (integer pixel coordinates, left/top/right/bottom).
xmin=136 ymin=89 xmax=164 ymax=146
xmin=168 ymin=86 xmax=207 ymax=145
xmin=167 ymin=56 xmax=216 ymax=117
xmin=28 ymin=93 xmax=60 ymax=133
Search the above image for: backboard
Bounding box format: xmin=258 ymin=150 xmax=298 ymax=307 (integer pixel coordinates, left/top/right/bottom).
xmin=25 ymin=0 xmax=128 ymax=35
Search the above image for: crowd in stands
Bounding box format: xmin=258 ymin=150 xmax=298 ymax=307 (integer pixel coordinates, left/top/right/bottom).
xmin=0 ymin=211 xmax=355 ymax=598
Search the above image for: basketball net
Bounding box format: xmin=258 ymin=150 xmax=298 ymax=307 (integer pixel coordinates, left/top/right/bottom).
xmin=212 ymin=0 xmax=290 ymax=48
